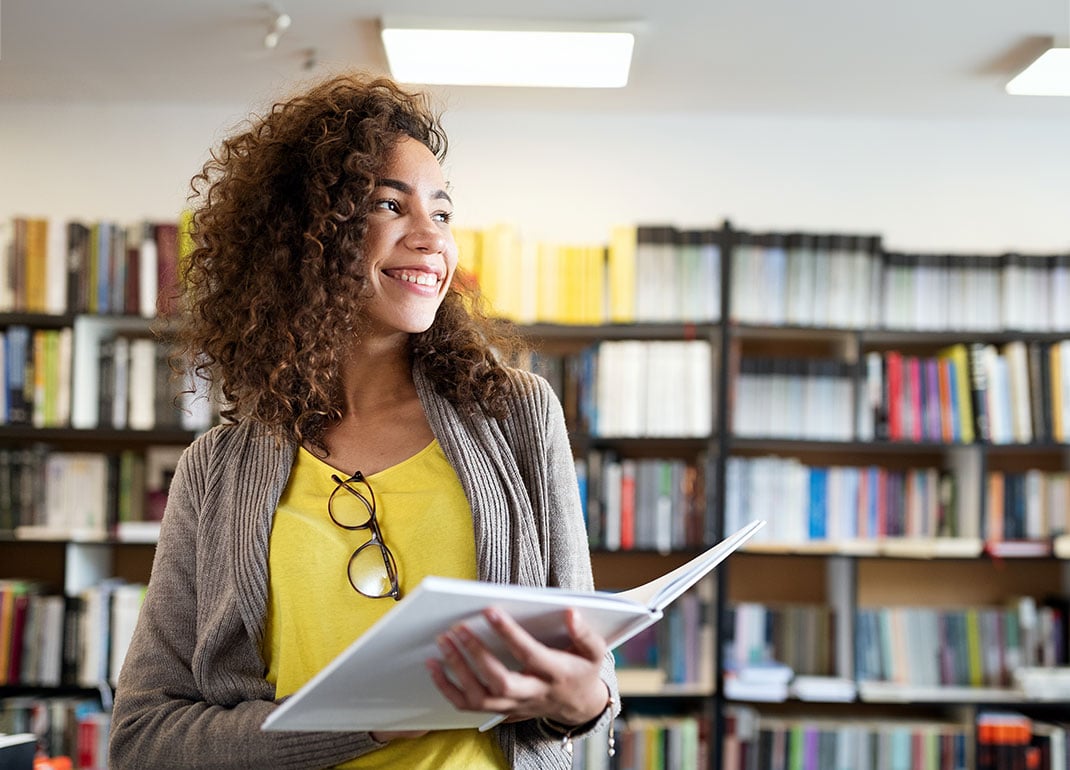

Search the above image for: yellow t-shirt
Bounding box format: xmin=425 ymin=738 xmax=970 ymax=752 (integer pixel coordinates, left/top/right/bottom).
xmin=263 ymin=441 xmax=508 ymax=770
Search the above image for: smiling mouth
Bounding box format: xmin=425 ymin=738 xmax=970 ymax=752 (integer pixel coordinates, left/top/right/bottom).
xmin=383 ymin=268 xmax=441 ymax=287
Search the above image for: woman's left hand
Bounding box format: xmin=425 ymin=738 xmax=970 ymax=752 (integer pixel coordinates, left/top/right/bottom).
xmin=425 ymin=606 xmax=610 ymax=727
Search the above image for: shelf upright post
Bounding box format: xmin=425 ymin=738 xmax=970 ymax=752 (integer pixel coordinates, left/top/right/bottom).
xmin=711 ymin=219 xmax=735 ymax=770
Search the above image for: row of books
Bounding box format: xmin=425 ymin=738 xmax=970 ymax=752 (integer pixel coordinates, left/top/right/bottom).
xmin=577 ymin=452 xmax=709 ymax=552
xmin=463 ymin=221 xmax=1070 ymax=331
xmin=461 ymin=223 xmax=723 ymax=327
xmin=571 ymin=715 xmax=707 ymax=770
xmin=95 ymin=334 xmax=211 ymax=432
xmin=525 ymin=341 xmax=714 ymax=438
xmin=0 ymin=446 xmax=182 ymax=541
xmin=0 ymin=578 xmax=145 ymax=691
xmin=722 ymin=708 xmax=972 ymax=770
xmin=723 ymin=457 xmax=967 ymax=544
xmin=731 ymin=232 xmax=882 ymax=330
xmin=732 ymin=358 xmax=855 ymax=441
xmin=882 ymin=252 xmax=1070 ymax=333
xmin=855 ymin=598 xmax=1064 ymax=689
xmin=0 ymin=323 xmax=216 ymax=432
xmin=865 ymin=341 xmax=1070 ymax=446
xmin=724 ymin=603 xmax=838 ymax=679
xmin=0 ymin=695 xmax=110 ymax=770
xmin=0 ymin=325 xmax=71 ymax=427
xmin=613 ymin=581 xmax=714 ymax=692
xmin=985 ymin=470 xmax=1070 ymax=542
xmin=1 ymin=216 xmax=188 ymax=318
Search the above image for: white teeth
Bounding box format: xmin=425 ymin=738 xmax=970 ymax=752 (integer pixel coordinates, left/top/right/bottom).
xmin=396 ymin=271 xmax=438 ymax=287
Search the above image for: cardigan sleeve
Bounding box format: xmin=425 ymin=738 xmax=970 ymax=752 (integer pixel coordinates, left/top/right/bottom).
xmin=108 ymin=431 xmax=384 ymax=770
xmin=506 ymin=373 xmax=621 ymax=763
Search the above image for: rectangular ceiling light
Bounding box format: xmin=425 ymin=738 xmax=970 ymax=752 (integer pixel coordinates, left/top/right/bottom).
xmin=1006 ymin=47 xmax=1070 ymax=95
xmin=381 ymin=17 xmax=635 ymax=88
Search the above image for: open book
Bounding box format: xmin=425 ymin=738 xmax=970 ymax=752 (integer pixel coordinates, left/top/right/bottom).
xmin=261 ymin=519 xmax=765 ymax=733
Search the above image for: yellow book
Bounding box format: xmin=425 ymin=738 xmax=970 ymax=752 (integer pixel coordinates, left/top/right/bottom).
xmin=964 ymin=608 xmax=983 ymax=687
xmin=534 ymin=242 xmax=560 ymax=323
xmin=24 ymin=218 xmax=49 ymax=313
xmin=607 ymin=224 xmax=637 ymax=323
xmin=479 ymin=223 xmax=522 ymax=321
xmin=1051 ymin=343 xmax=1063 ymax=443
xmin=558 ymin=245 xmax=584 ymax=325
xmin=937 ymin=343 xmax=975 ymax=444
xmin=580 ymin=245 xmax=607 ymax=325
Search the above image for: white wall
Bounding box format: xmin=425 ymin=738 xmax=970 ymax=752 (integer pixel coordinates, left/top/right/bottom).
xmin=2 ymin=101 xmax=1067 ymax=253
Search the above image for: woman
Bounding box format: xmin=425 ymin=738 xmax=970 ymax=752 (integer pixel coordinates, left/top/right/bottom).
xmin=107 ymin=73 xmax=618 ymax=769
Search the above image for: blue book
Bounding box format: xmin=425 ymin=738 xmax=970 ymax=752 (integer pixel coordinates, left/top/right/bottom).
xmin=808 ymin=467 xmax=828 ymax=540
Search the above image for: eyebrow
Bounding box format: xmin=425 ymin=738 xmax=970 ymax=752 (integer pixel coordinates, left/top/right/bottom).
xmin=377 ymin=178 xmax=453 ymax=206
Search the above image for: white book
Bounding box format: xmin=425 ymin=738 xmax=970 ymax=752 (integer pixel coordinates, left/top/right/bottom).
xmin=138 ymin=227 xmax=159 ymax=320
xmin=109 ymin=583 xmax=147 ymax=686
xmin=46 ymin=218 xmax=68 ymax=315
xmin=128 ymin=338 xmax=157 ymax=430
xmin=261 ymin=520 xmax=766 ymax=733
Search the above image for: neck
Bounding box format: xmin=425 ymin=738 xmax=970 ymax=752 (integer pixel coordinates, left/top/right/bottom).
xmin=340 ymin=334 xmax=416 ymax=418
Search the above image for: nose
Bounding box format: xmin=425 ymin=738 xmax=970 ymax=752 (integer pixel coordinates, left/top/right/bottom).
xmin=404 ymin=211 xmax=447 ymax=254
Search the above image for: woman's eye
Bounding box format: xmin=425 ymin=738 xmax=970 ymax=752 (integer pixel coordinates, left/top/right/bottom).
xmin=374 ymin=199 xmax=401 ymax=213
xmin=433 ymin=211 xmax=453 ymax=223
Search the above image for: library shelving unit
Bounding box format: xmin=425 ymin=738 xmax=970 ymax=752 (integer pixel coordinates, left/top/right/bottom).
xmin=507 ymin=225 xmax=1070 ymax=770
xmin=0 ymin=309 xmax=201 ymax=763
xmin=715 ymin=230 xmax=1070 ymax=770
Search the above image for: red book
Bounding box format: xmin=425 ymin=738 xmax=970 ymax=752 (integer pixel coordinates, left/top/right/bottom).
xmin=885 ymin=351 xmax=903 ymax=440
xmin=155 ymin=222 xmax=180 ymax=316
xmin=620 ymin=459 xmax=636 ymax=550
xmin=6 ymin=593 xmax=29 ymax=684
xmin=937 ymin=357 xmax=954 ymax=442
xmin=908 ymin=355 xmax=923 ymax=442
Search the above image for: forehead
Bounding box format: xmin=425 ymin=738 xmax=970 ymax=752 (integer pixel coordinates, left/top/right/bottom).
xmin=380 ymin=136 xmax=447 ymax=188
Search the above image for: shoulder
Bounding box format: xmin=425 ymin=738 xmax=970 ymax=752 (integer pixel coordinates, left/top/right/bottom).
xmin=179 ymin=420 xmax=290 ymax=474
xmin=499 ymin=365 xmax=558 ymax=416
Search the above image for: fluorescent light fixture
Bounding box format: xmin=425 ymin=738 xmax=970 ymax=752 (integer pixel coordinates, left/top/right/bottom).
xmin=381 ymin=17 xmax=635 ymax=88
xmin=1006 ymin=47 xmax=1070 ymax=95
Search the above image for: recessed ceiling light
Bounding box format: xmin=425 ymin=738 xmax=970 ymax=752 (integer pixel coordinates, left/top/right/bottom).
xmin=380 ymin=17 xmax=636 ymax=88
xmin=1006 ymin=47 xmax=1070 ymax=95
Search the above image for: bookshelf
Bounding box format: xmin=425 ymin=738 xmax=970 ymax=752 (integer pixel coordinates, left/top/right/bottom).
xmin=0 ymin=254 xmax=207 ymax=766
xmin=493 ymin=224 xmax=1070 ymax=770
xmin=5 ymin=214 xmax=1070 ymax=770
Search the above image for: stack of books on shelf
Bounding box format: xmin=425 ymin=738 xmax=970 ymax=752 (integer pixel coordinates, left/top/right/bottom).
xmin=572 ymin=714 xmax=707 ymax=770
xmin=1 ymin=215 xmax=191 ymax=318
xmin=579 ymin=450 xmax=709 ymax=552
xmin=0 ymin=695 xmax=111 ymax=770
xmin=730 ymin=232 xmax=883 ymax=329
xmin=732 ymin=357 xmax=854 ymax=440
xmin=722 ymin=708 xmax=973 ymax=770
xmin=0 ymin=325 xmax=73 ymax=428
xmin=454 ymin=223 xmax=721 ymax=325
xmin=863 ymin=340 xmax=1070 ymax=446
xmin=611 ymin=581 xmax=714 ymax=694
xmin=0 ymin=578 xmax=146 ymax=693
xmin=855 ymin=595 xmax=1065 ymax=699
xmin=723 ymin=455 xmax=970 ymax=549
xmin=0 ymin=445 xmax=183 ymax=542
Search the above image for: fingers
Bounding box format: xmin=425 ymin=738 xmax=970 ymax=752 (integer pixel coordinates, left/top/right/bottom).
xmin=564 ymin=607 xmax=609 ymax=662
xmin=423 ymin=607 xmax=612 ymax=724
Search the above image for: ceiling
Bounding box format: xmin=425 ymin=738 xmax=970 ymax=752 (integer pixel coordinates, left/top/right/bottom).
xmin=4 ymin=0 xmax=1070 ymax=119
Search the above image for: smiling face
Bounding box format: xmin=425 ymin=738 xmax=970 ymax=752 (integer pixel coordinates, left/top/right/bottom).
xmin=357 ymin=136 xmax=458 ymax=339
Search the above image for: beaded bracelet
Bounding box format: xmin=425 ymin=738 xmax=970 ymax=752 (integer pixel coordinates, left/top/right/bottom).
xmin=536 ymin=700 xmax=616 ymax=759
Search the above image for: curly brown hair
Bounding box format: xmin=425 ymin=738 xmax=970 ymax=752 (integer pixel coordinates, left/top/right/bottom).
xmin=178 ymin=72 xmax=521 ymax=451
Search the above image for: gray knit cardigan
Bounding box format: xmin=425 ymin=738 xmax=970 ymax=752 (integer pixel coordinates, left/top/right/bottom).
xmin=108 ymin=364 xmax=619 ymax=769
